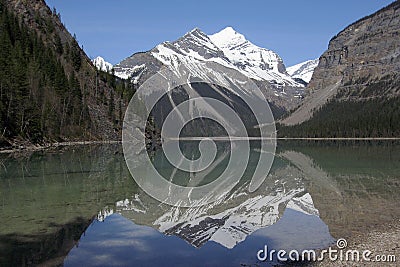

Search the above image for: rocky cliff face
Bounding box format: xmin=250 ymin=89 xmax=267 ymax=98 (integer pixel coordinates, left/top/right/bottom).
xmin=310 ymin=0 xmax=400 ymax=97
xmin=282 ymin=1 xmax=400 ymax=125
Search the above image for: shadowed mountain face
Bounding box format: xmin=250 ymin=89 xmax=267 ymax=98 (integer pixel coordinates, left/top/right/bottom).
xmin=282 ymin=1 xmax=400 ymax=126
xmin=1 ymin=142 xmax=400 ymax=265
xmin=149 ymin=82 xmax=263 ymax=137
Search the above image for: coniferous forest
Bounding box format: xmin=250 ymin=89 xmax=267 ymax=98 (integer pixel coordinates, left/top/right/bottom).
xmin=278 ymin=96 xmax=400 ymax=138
xmin=0 ymin=0 xmax=133 ymax=146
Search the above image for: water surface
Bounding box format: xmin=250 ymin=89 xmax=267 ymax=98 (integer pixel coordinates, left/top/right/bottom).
xmin=0 ymin=142 xmax=399 ymax=266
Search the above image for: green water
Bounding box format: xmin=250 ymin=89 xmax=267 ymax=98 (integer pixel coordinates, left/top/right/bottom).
xmin=0 ymin=142 xmax=399 ymax=266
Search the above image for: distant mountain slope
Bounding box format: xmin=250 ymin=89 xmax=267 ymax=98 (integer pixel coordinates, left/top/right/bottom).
xmin=286 ymin=59 xmax=319 ymax=84
xmin=114 ymin=27 xmax=305 ymax=114
xmin=93 ymin=56 xmax=113 ymax=72
xmin=0 ymin=0 xmax=128 ymax=147
xmin=280 ymin=0 xmax=400 ymax=137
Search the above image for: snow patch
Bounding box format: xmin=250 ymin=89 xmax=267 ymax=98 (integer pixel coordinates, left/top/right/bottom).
xmin=93 ymin=56 xmax=113 ymax=72
xmin=287 ymin=59 xmax=319 ymax=83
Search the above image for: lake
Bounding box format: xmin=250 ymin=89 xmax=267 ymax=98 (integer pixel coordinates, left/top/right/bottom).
xmin=1 ymin=141 xmax=399 ymax=266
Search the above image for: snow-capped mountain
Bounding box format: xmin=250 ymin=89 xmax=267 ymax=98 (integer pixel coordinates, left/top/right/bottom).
xmin=287 ymin=59 xmax=319 ymax=84
xmin=114 ymin=27 xmax=305 ymax=112
xmin=209 ymin=27 xmax=294 ymax=85
xmin=92 ymin=56 xmax=113 ymax=72
xmin=115 ymin=27 xmax=301 ymax=87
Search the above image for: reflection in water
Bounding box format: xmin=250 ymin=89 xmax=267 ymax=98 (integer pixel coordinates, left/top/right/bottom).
xmin=116 ymin=140 xmax=322 ymax=249
xmin=0 ymin=144 xmax=135 ymax=266
xmin=0 ymin=142 xmax=399 ymax=266
xmin=65 ymin=210 xmax=332 ymax=267
xmin=281 ymin=142 xmax=400 ymax=238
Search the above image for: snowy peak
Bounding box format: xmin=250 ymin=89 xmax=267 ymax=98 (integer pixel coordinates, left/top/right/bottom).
xmin=166 ymin=27 xmax=225 ymax=60
xmin=287 ymin=59 xmax=319 ymax=83
xmin=114 ymin=26 xmax=306 ymax=109
xmin=93 ymin=56 xmax=113 ymax=73
xmin=185 ymin=27 xmax=209 ymax=39
xmin=115 ymin=27 xmax=301 ymax=87
xmin=209 ymin=27 xmax=247 ymax=49
xmin=210 ymin=27 xmax=293 ymax=84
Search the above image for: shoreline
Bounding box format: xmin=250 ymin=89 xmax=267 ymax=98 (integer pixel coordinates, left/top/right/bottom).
xmin=0 ymin=140 xmax=121 ymax=154
xmin=167 ymin=137 xmax=400 ymax=141
xmin=313 ymin=220 xmax=400 ymax=266
xmin=277 ymin=137 xmax=400 ymax=140
xmin=1 ymin=137 xmax=399 ymax=154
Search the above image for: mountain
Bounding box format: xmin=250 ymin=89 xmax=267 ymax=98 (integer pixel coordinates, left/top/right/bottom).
xmin=0 ymin=0 xmax=128 ymax=147
xmin=280 ymin=1 xmax=400 ymax=137
xmin=93 ymin=56 xmax=113 ymax=72
xmin=114 ymin=27 xmax=305 ymax=115
xmin=209 ymin=27 xmax=299 ymax=86
xmin=286 ymin=59 xmax=319 ymax=84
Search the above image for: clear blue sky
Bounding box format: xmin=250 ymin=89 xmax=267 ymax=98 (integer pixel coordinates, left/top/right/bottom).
xmin=45 ymin=0 xmax=394 ymax=66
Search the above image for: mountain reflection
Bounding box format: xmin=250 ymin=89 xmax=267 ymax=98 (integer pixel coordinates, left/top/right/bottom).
xmin=116 ymin=141 xmax=321 ymax=249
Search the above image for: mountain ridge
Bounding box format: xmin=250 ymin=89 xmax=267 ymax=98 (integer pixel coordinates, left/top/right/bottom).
xmin=115 ymin=27 xmax=302 ymax=87
xmin=114 ymin=27 xmax=305 ymax=114
xmin=286 ymin=59 xmax=319 ymax=84
xmin=209 ymin=27 xmax=289 ymax=80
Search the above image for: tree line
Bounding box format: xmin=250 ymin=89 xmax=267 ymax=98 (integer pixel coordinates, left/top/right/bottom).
xmin=278 ymin=97 xmax=400 ymax=138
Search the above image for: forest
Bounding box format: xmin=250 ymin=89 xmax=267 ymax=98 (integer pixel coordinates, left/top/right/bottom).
xmin=278 ymin=97 xmax=400 ymax=138
xmin=0 ymin=0 xmax=133 ymax=146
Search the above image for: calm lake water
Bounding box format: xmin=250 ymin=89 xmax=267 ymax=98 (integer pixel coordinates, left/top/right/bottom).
xmin=1 ymin=141 xmax=399 ymax=266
